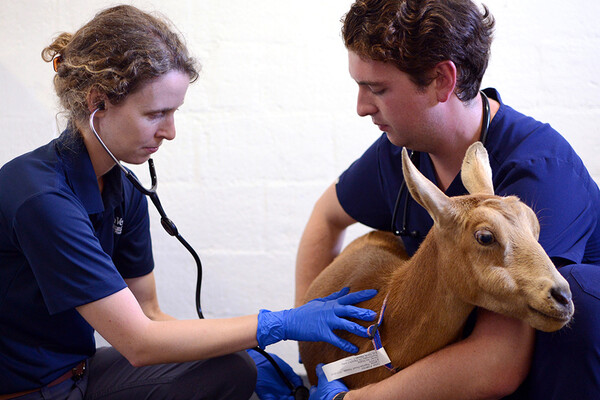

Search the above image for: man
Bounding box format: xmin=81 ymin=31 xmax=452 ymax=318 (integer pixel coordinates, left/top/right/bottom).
xmin=297 ymin=1 xmax=600 ymax=399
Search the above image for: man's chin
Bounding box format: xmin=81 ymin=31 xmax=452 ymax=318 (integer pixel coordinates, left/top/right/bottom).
xmin=385 ymin=132 xmax=405 ymax=148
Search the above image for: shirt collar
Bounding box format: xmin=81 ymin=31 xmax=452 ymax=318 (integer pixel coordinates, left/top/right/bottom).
xmin=56 ymin=129 xmax=123 ymax=215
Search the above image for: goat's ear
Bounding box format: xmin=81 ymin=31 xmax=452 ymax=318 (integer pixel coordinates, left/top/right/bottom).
xmin=402 ymin=148 xmax=450 ymax=225
xmin=461 ymin=142 xmax=494 ymax=195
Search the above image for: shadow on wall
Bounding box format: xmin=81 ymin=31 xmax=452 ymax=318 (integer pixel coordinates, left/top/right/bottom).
xmin=0 ymin=64 xmax=58 ymax=166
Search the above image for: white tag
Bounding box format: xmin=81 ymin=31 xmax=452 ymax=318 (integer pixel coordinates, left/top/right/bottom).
xmin=322 ymin=347 xmax=392 ymax=382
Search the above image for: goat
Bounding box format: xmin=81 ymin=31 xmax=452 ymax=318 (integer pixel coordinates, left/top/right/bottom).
xmin=298 ymin=142 xmax=574 ymax=389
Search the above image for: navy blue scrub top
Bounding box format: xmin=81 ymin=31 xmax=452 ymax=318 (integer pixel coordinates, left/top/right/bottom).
xmin=0 ymin=130 xmax=154 ymax=393
xmin=336 ymin=88 xmax=600 ymax=264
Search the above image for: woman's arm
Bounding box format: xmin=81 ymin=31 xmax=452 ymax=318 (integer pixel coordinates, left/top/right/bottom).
xmin=125 ymin=272 xmax=175 ymax=321
xmin=78 ymin=284 xmax=378 ymax=368
xmin=77 ymin=287 xmax=259 ymax=366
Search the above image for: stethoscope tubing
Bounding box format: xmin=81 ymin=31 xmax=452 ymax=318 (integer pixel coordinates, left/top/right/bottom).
xmin=88 ymin=108 xmax=308 ymax=398
xmin=89 ymin=108 xmax=204 ymax=318
xmin=390 ymin=90 xmax=491 ymax=238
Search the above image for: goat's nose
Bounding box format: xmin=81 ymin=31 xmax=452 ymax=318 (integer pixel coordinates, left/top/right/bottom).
xmin=550 ymin=286 xmax=571 ymax=306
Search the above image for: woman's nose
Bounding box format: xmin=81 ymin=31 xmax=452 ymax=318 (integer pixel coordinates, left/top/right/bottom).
xmin=158 ymin=115 xmax=176 ymax=141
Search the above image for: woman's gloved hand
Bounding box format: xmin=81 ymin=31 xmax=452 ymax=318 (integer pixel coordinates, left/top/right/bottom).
xmin=246 ymin=349 xmax=304 ymax=400
xmin=256 ymin=287 xmax=377 ymax=353
xmin=309 ymin=363 xmax=348 ymax=400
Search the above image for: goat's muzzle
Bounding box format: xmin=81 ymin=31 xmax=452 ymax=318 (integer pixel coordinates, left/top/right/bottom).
xmin=527 ymin=278 xmax=574 ymax=332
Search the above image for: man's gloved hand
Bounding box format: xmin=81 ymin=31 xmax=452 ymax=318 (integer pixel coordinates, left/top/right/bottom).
xmin=309 ymin=363 xmax=348 ymax=400
xmin=256 ymin=287 xmax=377 ymax=353
xmin=247 ymin=349 xmax=304 ymax=400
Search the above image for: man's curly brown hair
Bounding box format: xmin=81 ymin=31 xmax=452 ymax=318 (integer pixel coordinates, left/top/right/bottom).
xmin=342 ymin=0 xmax=494 ymax=101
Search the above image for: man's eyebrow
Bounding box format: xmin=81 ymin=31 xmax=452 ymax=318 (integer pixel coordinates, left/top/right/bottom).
xmin=356 ymin=80 xmax=385 ymax=86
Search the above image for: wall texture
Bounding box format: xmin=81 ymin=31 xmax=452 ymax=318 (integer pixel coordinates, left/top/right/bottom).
xmin=1 ymin=0 xmax=599 ymax=375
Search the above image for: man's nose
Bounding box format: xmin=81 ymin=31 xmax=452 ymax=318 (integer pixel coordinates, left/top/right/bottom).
xmin=357 ymin=88 xmax=377 ymax=117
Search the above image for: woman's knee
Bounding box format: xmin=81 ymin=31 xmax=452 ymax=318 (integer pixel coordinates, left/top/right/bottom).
xmin=221 ymin=350 xmax=258 ymax=396
xmin=85 ymin=348 xmax=257 ymax=400
xmin=174 ymin=351 xmax=257 ymax=399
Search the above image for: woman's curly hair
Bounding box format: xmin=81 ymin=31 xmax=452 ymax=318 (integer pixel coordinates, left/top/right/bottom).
xmin=41 ymin=5 xmax=199 ymax=124
xmin=342 ymin=0 xmax=494 ymax=101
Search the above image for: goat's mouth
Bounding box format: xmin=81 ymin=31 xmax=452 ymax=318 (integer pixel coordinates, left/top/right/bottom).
xmin=527 ymin=305 xmax=571 ymax=324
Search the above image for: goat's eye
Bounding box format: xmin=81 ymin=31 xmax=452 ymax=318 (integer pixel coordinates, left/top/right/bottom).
xmin=475 ymin=230 xmax=495 ymax=245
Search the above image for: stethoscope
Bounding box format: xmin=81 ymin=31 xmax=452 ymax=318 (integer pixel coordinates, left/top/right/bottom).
xmin=389 ymin=90 xmax=491 ymax=239
xmin=89 ymin=108 xmax=310 ymax=399
xmin=89 ymin=107 xmax=205 ymax=319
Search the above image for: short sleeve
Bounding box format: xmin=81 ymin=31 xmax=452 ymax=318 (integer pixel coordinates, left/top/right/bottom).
xmin=336 ymin=135 xmax=401 ymax=231
xmin=14 ymin=191 xmax=126 ymax=314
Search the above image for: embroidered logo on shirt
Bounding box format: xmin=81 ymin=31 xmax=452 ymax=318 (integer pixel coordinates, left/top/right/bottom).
xmin=113 ymin=217 xmax=124 ymax=235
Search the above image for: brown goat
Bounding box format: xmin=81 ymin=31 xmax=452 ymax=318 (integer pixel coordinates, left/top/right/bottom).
xmin=298 ymin=142 xmax=574 ymax=389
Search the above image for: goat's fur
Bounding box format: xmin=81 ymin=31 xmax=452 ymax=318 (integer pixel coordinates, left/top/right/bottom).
xmin=299 ymin=142 xmax=574 ymax=389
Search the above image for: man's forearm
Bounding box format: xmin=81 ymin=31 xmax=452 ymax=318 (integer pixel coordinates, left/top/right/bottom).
xmin=346 ymin=310 xmax=534 ymax=400
xmin=295 ymin=227 xmax=343 ymax=306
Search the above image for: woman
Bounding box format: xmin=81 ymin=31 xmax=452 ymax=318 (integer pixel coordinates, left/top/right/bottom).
xmin=0 ymin=5 xmax=376 ymax=400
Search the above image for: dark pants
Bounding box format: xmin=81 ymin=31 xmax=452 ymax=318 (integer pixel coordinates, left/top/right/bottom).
xmin=14 ymin=347 xmax=257 ymax=400
xmin=508 ymin=263 xmax=600 ymax=399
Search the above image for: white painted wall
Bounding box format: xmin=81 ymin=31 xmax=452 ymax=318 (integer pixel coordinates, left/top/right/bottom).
xmin=1 ymin=1 xmax=599 ymax=375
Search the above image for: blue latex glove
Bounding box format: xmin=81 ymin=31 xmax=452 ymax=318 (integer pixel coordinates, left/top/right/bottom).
xmin=247 ymin=349 xmax=303 ymax=400
xmin=257 ymin=287 xmax=377 ymax=353
xmin=309 ymin=363 xmax=348 ymax=400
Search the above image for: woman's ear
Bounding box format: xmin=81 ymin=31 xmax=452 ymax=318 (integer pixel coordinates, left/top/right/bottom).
xmin=86 ymin=89 xmax=107 ymax=114
xmin=433 ymin=60 xmax=457 ymax=103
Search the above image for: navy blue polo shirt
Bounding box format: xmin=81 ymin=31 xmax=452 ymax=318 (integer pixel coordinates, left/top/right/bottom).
xmin=0 ymin=130 xmax=154 ymax=393
xmin=337 ymin=88 xmax=600 ymax=264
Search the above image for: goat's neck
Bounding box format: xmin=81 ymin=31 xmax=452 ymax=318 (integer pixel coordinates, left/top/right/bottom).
xmin=379 ymin=230 xmax=474 ymax=367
